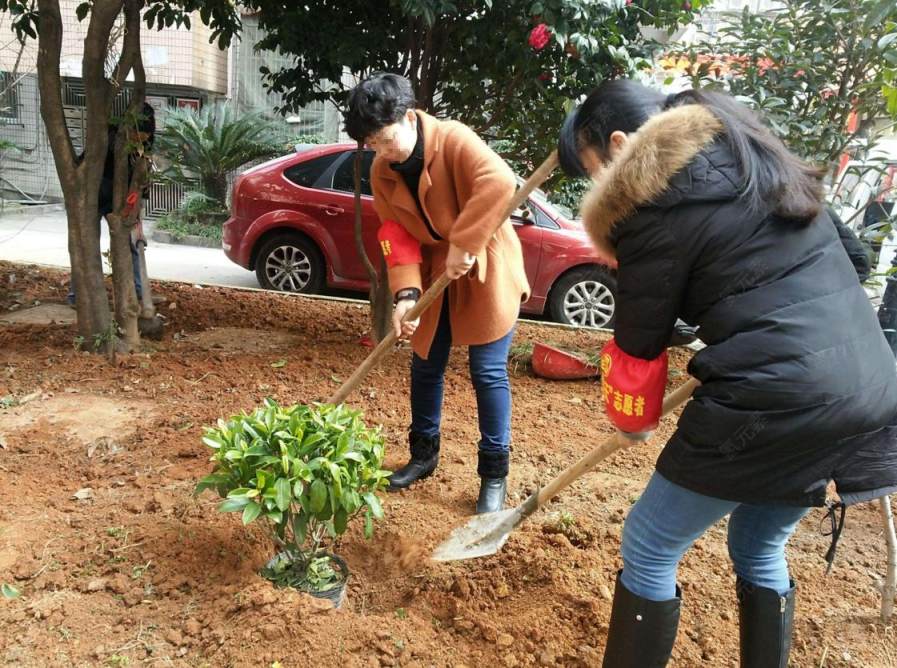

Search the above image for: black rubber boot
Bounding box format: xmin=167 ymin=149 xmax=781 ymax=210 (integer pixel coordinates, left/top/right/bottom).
xmin=475 ymin=450 xmax=509 ymax=514
xmin=602 ymin=571 xmax=681 ymax=668
xmin=387 ymin=433 xmax=439 ymax=491
xmin=737 ymin=577 xmax=795 ymax=668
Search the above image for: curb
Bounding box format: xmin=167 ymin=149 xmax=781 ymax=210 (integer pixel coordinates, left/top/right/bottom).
xmin=152 ymin=230 xmax=220 ymax=249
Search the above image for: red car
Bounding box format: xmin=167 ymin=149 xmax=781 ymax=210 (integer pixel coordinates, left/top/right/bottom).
xmin=223 ymin=144 xmax=617 ymax=328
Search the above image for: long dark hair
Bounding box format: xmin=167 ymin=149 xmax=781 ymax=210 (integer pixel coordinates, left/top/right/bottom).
xmin=558 ymin=79 xmax=826 ymax=223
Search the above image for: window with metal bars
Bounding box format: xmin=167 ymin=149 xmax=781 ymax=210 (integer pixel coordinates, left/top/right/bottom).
xmin=0 ymin=72 xmax=19 ymax=123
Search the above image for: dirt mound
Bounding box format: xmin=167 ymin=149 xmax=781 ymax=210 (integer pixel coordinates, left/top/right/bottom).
xmin=181 ymin=326 xmax=303 ymax=353
xmin=0 ymin=394 xmax=153 ymax=447
xmin=0 ymin=303 xmax=75 ymax=326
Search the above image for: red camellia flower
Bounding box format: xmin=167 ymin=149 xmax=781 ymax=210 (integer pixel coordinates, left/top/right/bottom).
xmin=528 ymin=23 xmax=551 ymax=51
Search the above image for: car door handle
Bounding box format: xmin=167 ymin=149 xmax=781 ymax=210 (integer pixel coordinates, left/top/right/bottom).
xmin=321 ymin=205 xmax=344 ymax=216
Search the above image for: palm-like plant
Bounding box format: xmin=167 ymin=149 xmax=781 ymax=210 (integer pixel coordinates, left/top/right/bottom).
xmin=156 ymin=103 xmax=283 ymax=207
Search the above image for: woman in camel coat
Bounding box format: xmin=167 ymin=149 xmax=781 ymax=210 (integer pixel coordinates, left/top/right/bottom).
xmin=345 ymin=73 xmax=529 ymax=513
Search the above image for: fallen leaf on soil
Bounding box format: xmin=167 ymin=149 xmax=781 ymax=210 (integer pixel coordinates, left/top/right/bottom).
xmin=72 ymin=488 xmax=94 ymax=501
xmin=271 ymin=360 xmax=287 ymax=368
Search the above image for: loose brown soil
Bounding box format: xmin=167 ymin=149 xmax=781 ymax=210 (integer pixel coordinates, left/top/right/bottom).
xmin=0 ymin=261 xmax=894 ymax=667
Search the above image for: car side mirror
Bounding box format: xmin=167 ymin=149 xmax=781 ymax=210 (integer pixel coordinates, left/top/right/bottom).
xmin=513 ymin=205 xmax=534 ymax=223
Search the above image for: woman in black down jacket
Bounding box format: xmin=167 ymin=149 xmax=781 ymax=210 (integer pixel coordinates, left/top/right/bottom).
xmin=558 ymin=80 xmax=897 ymax=667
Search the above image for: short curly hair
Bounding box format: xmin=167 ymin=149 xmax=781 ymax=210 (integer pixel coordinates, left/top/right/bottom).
xmin=344 ymin=73 xmax=416 ymax=143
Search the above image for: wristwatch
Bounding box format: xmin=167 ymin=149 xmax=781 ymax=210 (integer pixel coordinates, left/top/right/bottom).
xmin=394 ymin=287 xmax=421 ymax=304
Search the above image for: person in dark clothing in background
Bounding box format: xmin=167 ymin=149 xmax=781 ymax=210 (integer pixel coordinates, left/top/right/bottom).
xmin=828 ymin=206 xmax=872 ymax=282
xmin=558 ymin=80 xmax=897 ymax=667
xmin=68 ymin=103 xmax=155 ymax=304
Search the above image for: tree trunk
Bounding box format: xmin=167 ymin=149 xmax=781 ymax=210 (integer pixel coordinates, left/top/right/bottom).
xmin=203 ymin=174 xmax=229 ymax=210
xmin=37 ymin=0 xmax=114 ymax=351
xmin=880 ymin=495 xmax=897 ymax=622
xmin=352 ymin=144 xmax=392 ymax=342
xmin=106 ymin=0 xmax=146 ymax=351
xmin=371 ymin=255 xmax=392 ymax=341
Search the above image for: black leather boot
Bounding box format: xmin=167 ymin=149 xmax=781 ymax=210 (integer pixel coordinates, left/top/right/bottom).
xmin=737 ymin=577 xmax=795 ymax=668
xmin=475 ymin=450 xmax=508 ymax=514
xmin=602 ymin=571 xmax=681 ymax=668
xmin=387 ymin=433 xmax=439 ymax=492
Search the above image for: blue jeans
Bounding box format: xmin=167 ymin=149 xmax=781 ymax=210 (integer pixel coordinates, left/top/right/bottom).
xmin=410 ymin=298 xmax=514 ymax=452
xmin=621 ymin=472 xmax=810 ymax=601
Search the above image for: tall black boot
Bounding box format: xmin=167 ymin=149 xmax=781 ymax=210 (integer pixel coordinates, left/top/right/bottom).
xmin=737 ymin=577 xmax=795 ymax=668
xmin=387 ymin=433 xmax=439 ymax=491
xmin=475 ymin=450 xmax=508 ymax=514
xmin=602 ymin=571 xmax=681 ymax=668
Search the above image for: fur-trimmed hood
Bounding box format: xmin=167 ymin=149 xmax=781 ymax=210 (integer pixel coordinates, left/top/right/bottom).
xmin=580 ymin=104 xmax=725 ymax=260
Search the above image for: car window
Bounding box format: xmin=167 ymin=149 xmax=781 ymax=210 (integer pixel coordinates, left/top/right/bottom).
xmin=332 ymin=151 xmax=375 ymax=196
xmin=283 ymin=152 xmax=342 ymax=189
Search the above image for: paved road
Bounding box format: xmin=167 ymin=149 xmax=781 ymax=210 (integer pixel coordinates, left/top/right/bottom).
xmin=0 ymin=205 xmax=259 ymax=289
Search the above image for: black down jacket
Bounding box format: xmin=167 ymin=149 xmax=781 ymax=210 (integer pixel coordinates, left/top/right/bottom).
xmin=580 ymin=104 xmax=897 ymax=507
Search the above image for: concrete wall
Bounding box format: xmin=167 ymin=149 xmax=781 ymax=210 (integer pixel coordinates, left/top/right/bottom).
xmin=0 ymin=1 xmax=229 ymax=202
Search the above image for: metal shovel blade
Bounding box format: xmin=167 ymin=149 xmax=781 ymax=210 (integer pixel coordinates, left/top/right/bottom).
xmin=431 ymin=495 xmax=538 ymax=562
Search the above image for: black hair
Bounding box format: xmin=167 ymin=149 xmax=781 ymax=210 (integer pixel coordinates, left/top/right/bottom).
xmin=344 ymin=73 xmax=416 ymax=142
xmin=558 ymin=79 xmax=825 ymax=223
xmin=138 ymin=102 xmax=155 ymax=149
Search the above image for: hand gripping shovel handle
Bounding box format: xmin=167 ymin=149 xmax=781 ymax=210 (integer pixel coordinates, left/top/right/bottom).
xmin=327 ymin=151 xmax=560 ymax=406
xmin=534 ymin=377 xmax=702 ymax=508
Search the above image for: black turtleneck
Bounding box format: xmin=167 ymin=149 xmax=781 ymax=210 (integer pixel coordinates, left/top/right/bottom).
xmin=389 ymin=121 xmax=442 ymax=240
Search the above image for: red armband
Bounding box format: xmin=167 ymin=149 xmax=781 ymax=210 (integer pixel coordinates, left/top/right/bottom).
xmin=599 ymin=339 xmax=668 ymax=433
xmin=378 ymin=220 xmax=422 ymax=269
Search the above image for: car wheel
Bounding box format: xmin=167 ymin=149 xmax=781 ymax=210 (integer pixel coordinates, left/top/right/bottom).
xmin=548 ymin=267 xmax=617 ymax=329
xmin=255 ymin=234 xmax=325 ymax=294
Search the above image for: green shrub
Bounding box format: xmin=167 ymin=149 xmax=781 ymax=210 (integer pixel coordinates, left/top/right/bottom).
xmin=196 ymin=400 xmax=390 ymax=592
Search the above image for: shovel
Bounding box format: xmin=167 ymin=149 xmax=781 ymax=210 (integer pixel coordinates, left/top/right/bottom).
xmin=327 ymin=150 xmax=560 ymax=406
xmin=432 ymin=377 xmax=701 ymax=562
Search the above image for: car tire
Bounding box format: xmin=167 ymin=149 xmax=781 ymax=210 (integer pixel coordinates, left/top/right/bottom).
xmin=254 ymin=233 xmax=325 ymax=294
xmin=548 ymin=266 xmax=617 ymax=329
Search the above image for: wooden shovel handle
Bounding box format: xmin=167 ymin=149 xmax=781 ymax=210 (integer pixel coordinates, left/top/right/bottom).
xmin=535 ymin=377 xmax=701 ymax=507
xmin=327 ymin=150 xmax=560 ymax=406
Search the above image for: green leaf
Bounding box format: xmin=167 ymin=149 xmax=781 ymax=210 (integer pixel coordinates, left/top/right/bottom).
xmin=363 ymin=492 xmax=384 ymax=520
xmin=879 ymin=32 xmax=897 ymax=51
xmin=309 ymin=479 xmax=327 ymax=513
xmin=293 ymin=513 xmax=308 ymax=544
xmin=1 ymin=583 xmax=20 ymax=599
xmin=218 ymin=497 xmax=250 ymax=513
xmin=202 ymin=435 xmax=224 ymax=449
xmin=328 ymin=462 xmax=342 ymax=498
xmin=242 ymin=501 xmax=262 ymax=525
xmin=364 ymin=510 xmax=374 ymax=539
xmin=271 ymin=359 xmax=287 ymax=368
xmin=866 ymin=0 xmax=895 ymax=29
xmin=194 ymin=473 xmax=225 ymax=496
xmin=274 ymin=478 xmax=291 ymax=512
xmin=226 ymin=487 xmax=253 ymax=498
xmin=333 ymin=508 xmax=348 ymax=535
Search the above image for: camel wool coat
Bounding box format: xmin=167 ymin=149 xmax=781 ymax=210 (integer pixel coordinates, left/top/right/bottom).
xmin=371 ymin=111 xmax=530 ymax=359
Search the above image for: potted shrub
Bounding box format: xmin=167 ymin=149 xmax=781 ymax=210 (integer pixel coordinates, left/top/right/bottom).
xmin=195 ymin=400 xmax=390 ymax=607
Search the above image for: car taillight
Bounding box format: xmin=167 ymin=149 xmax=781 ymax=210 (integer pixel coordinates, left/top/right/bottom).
xmin=231 ymin=175 xmax=245 ymax=217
